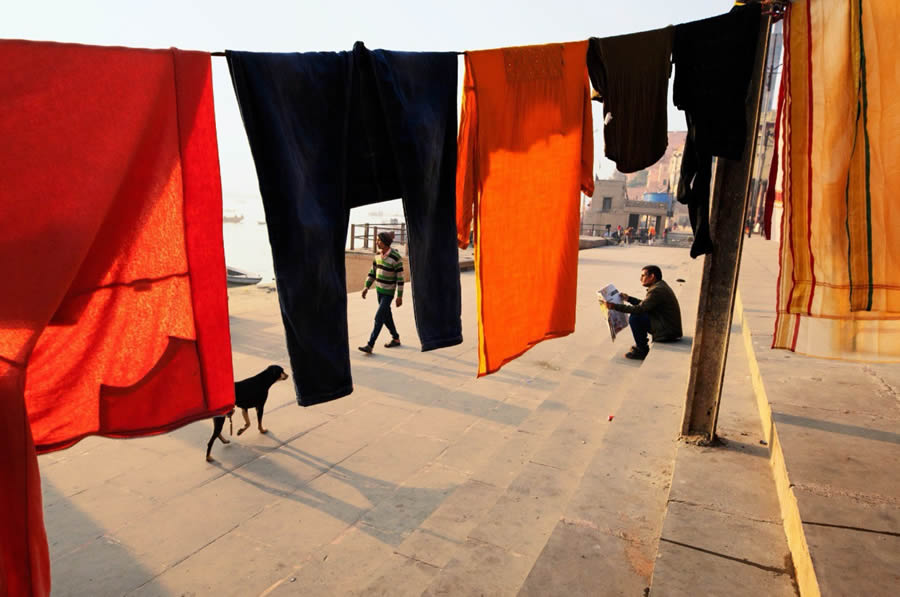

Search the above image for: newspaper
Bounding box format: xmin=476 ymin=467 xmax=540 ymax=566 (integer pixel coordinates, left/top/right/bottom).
xmin=597 ymin=284 xmax=629 ymax=341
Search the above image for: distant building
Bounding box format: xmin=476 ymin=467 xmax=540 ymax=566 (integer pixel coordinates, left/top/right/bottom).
xmin=582 ymin=177 xmax=668 ymax=236
xmin=583 ymin=131 xmax=689 ymax=235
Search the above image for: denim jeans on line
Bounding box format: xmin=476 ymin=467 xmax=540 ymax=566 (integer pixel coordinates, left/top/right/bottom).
xmin=227 ymin=43 xmax=463 ymax=406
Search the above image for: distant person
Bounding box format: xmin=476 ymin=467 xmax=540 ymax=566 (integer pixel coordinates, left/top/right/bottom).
xmin=606 ymin=223 xmax=612 ymax=237
xmin=359 ymin=231 xmax=403 ymax=354
xmin=648 ymin=224 xmax=656 ymax=244
xmin=602 ymin=265 xmax=682 ymax=360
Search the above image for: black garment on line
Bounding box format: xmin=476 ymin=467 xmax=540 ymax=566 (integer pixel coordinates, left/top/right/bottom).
xmin=227 ymin=43 xmax=463 ymax=406
xmin=587 ymin=26 xmax=674 ymax=174
xmin=673 ymin=3 xmax=761 ymax=258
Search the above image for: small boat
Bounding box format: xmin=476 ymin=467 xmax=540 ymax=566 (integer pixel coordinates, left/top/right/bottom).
xmin=226 ymin=266 xmax=262 ymax=286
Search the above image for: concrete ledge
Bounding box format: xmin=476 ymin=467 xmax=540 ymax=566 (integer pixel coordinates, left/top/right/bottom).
xmin=736 ymin=290 xmax=820 ymax=597
xmin=578 ymin=236 xmax=611 ymax=249
xmin=735 ymin=239 xmax=900 ymax=597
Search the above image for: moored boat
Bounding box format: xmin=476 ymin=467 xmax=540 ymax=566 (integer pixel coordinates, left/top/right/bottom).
xmin=226 ymin=266 xmax=262 ymax=286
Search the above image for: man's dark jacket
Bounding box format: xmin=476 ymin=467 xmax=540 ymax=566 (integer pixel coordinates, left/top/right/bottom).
xmin=609 ymin=280 xmax=683 ymax=341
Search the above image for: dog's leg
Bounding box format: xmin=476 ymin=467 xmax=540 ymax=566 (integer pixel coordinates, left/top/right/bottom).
xmin=207 ymin=416 xmax=225 ymax=462
xmin=256 ymin=403 xmax=267 ymax=434
xmin=236 ymin=408 xmax=251 ymax=436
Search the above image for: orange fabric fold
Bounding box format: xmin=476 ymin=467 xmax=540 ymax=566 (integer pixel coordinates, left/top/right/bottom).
xmin=0 ymin=40 xmax=234 ymax=595
xmin=457 ymin=41 xmax=594 ymax=376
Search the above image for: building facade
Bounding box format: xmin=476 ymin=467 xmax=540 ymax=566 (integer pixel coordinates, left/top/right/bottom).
xmin=582 ymin=177 xmax=668 ymax=236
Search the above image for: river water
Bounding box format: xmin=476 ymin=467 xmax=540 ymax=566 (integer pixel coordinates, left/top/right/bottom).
xmin=221 ymin=195 xmax=405 ymax=283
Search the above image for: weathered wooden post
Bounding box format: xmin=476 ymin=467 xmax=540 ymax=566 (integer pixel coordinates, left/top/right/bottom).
xmin=373 ymin=227 xmax=378 ymax=254
xmin=681 ymin=13 xmax=773 ymax=440
xmin=363 ymin=223 xmax=369 ymax=249
xmin=350 ymin=224 xmax=356 ymax=250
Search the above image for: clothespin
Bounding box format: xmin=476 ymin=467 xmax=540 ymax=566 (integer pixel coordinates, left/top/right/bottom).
xmin=760 ymin=0 xmax=791 ymax=22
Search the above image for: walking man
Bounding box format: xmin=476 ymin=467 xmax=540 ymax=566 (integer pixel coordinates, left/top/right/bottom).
xmin=602 ymin=265 xmax=682 ymax=360
xmin=359 ymin=231 xmax=404 ymax=353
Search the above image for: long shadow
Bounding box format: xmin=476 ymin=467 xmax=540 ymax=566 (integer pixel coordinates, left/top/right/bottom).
xmin=714 ymin=436 xmax=770 ymax=459
xmin=231 ymin=309 xmax=560 ymax=391
xmin=351 ymin=363 xmax=531 ymax=427
xmin=355 ymin=350 xmax=560 ymax=392
xmin=654 ymin=335 xmax=694 ymax=354
xmin=215 ymin=439 xmax=457 ymax=547
xmin=40 ymin=479 xmax=158 ymax=596
xmin=772 ymin=412 xmax=900 ymax=445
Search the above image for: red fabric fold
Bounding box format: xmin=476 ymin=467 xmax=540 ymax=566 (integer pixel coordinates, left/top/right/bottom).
xmin=0 ymin=40 xmax=233 ymax=596
xmin=763 ymin=71 xmax=785 ymax=240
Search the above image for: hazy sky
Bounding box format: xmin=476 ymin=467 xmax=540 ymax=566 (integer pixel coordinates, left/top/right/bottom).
xmin=4 ymin=0 xmax=735 ymax=200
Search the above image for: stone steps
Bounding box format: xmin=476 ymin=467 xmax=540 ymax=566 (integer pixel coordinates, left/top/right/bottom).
xmin=517 ymin=274 xmax=699 ymax=596
xmin=353 ymin=350 xmax=645 ymax=596
xmin=648 ymin=319 xmax=796 ymax=596
xmin=252 ymin=347 xmax=586 ymax=596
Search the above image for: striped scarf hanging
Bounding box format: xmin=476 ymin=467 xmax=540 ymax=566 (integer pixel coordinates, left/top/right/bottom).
xmin=773 ymin=0 xmax=900 ymax=361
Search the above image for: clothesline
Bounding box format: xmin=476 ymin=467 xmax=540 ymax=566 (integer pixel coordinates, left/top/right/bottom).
xmin=204 ymin=0 xmax=789 ymax=58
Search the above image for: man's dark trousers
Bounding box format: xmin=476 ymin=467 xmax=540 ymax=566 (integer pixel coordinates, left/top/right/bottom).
xmin=369 ymin=293 xmax=399 ymax=347
xmin=629 ymin=313 xmax=652 ymax=352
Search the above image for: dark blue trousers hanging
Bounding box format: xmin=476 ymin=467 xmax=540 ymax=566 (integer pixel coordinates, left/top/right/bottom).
xmin=227 ymin=43 xmax=462 ymax=406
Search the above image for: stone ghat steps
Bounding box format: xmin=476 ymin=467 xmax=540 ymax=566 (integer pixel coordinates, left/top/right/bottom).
xmin=344 ymin=267 xmax=701 ymax=596
xmin=351 ymin=351 xmax=654 ymax=596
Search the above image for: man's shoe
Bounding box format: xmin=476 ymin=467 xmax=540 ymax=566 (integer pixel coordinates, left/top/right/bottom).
xmin=624 ymin=347 xmax=648 ymax=360
xmin=358 ymin=344 xmax=373 ymax=354
xmin=384 ymin=338 xmax=401 ymax=348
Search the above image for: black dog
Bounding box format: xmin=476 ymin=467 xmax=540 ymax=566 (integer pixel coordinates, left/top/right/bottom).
xmin=206 ymin=365 xmax=289 ymax=462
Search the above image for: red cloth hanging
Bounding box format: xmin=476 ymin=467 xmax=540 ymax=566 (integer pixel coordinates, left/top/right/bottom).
xmin=0 ymin=40 xmax=234 ymax=596
xmin=763 ymin=71 xmax=785 ymax=240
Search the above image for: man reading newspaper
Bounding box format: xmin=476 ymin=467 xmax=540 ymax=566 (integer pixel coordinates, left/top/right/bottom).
xmin=601 ymin=265 xmax=682 ymax=360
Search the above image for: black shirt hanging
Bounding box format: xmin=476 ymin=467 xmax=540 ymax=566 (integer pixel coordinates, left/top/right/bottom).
xmin=672 ymin=3 xmax=762 ymax=257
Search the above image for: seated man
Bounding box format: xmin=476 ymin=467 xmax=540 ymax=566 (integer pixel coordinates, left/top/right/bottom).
xmin=603 ymin=265 xmax=682 ymax=360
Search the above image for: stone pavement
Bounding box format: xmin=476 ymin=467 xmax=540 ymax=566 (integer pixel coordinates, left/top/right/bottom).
xmin=735 ymin=237 xmax=900 ymax=597
xmin=38 ymin=242 xmax=802 ymax=596
xmin=651 ymin=317 xmax=796 ymax=596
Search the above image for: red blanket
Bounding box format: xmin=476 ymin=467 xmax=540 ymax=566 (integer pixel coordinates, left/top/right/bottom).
xmin=0 ymin=40 xmax=234 ymax=596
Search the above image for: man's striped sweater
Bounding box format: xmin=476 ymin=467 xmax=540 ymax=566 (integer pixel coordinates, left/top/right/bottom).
xmin=365 ymin=249 xmax=404 ymax=297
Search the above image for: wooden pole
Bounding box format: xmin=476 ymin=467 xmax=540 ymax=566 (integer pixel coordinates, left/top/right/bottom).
xmin=364 ymin=223 xmax=369 ymax=249
xmin=681 ymin=14 xmax=773 ymax=441
xmin=350 ymin=224 xmax=355 ymax=250
xmin=373 ymin=227 xmax=378 ymax=254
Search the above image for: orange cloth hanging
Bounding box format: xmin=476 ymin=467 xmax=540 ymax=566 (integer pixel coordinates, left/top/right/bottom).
xmin=457 ymin=41 xmax=594 ymax=376
xmin=0 ymin=40 xmax=234 ymax=596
